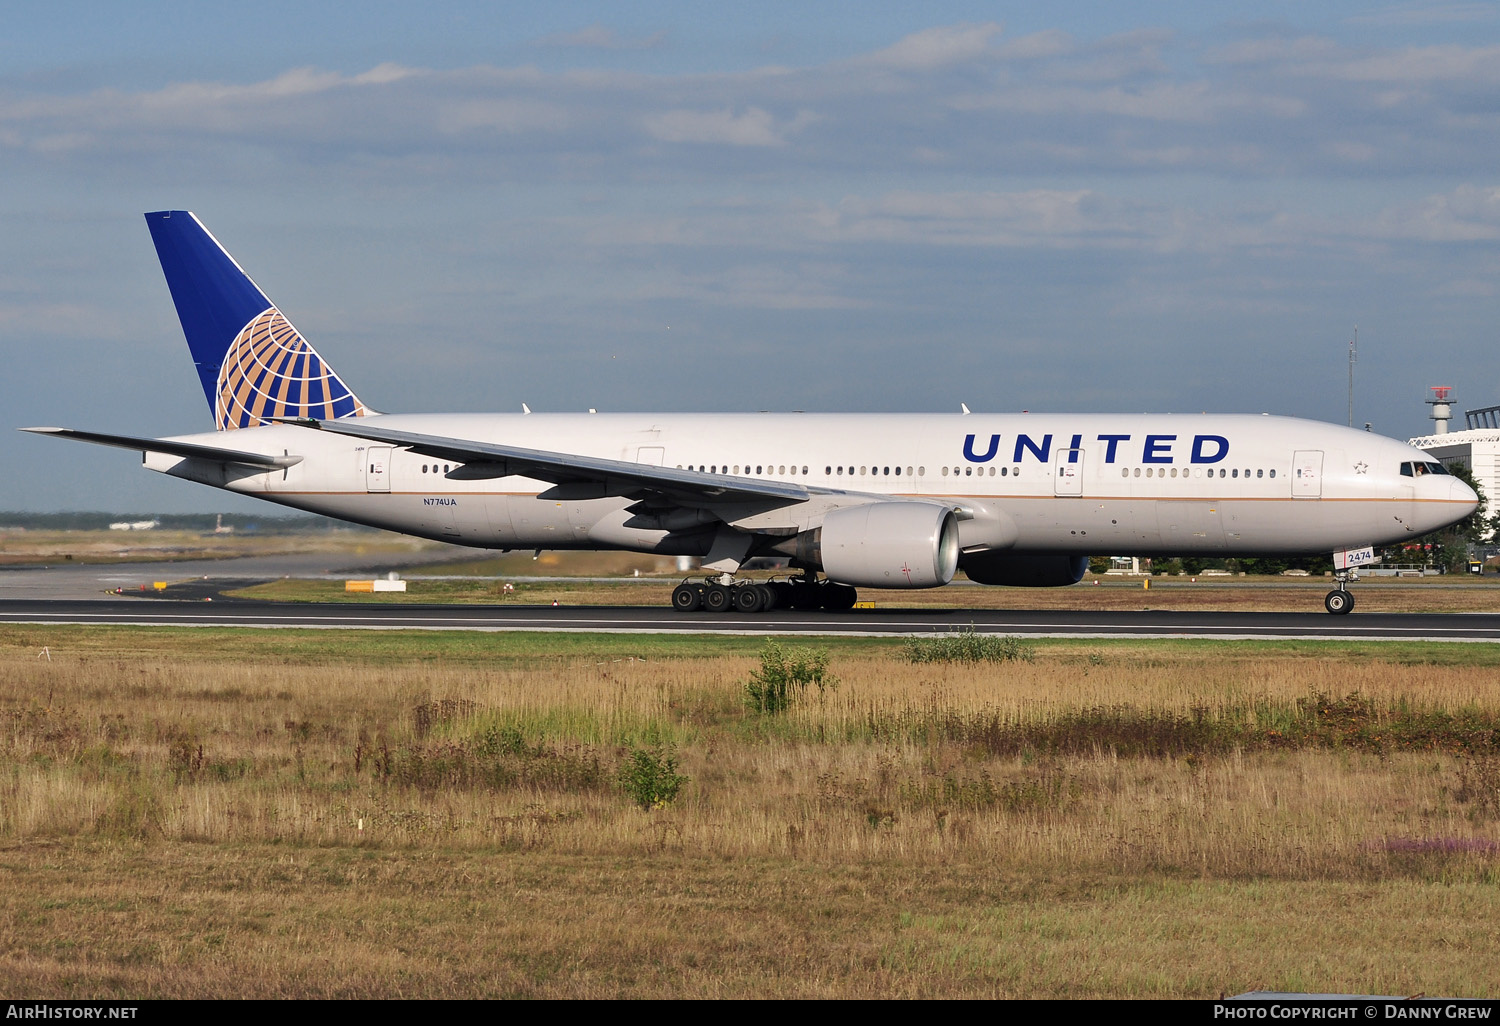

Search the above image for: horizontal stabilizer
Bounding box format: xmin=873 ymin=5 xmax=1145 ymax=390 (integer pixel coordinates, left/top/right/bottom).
xmin=20 ymin=427 xmax=302 ymax=469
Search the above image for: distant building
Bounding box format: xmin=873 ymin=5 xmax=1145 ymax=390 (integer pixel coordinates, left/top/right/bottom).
xmin=108 ymin=520 xmax=160 ymax=531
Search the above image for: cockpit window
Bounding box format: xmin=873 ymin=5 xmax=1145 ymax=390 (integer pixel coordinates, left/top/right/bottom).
xmin=1401 ymin=461 xmax=1451 ymax=477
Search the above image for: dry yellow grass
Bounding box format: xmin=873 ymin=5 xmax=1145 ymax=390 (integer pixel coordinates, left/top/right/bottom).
xmin=2 ymin=627 xmax=1499 ymax=997
xmin=0 ymin=527 xmax=456 ymax=566
xmin=3 ymin=844 xmax=1498 ymax=998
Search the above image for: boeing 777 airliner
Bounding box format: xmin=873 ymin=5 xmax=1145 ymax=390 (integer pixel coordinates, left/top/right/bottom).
xmin=22 ymin=211 xmax=1479 ymax=614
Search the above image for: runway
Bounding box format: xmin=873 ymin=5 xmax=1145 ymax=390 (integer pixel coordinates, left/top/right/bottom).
xmin=2 ymin=596 xmax=1499 ymax=640
xmin=4 ymin=554 xmax=1496 ymax=640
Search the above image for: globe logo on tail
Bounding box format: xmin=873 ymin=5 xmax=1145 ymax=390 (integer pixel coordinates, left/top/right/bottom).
xmin=216 ymin=308 xmax=366 ymax=430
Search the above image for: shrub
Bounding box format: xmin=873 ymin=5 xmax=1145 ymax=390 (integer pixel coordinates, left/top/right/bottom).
xmin=1453 ymin=746 xmax=1500 ymax=818
xmin=904 ymin=626 xmax=1035 ymax=664
xmin=618 ymin=743 xmax=688 ymax=810
xmin=744 ymin=641 xmax=837 ymax=714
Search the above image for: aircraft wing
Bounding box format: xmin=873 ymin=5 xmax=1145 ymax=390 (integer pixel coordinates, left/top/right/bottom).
xmin=290 ymin=418 xmax=813 ymax=509
xmin=20 ymin=427 xmax=303 ymax=469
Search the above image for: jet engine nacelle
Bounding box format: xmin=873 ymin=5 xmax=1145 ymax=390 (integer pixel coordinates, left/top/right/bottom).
xmin=818 ymin=502 xmax=960 ymax=589
xmin=960 ymin=551 xmax=1089 ymax=588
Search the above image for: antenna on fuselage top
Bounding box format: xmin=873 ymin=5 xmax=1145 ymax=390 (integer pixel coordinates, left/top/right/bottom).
xmin=960 ymin=403 xmax=970 ymax=415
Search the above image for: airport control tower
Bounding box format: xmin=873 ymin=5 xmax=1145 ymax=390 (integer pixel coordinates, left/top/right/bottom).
xmin=1427 ymin=386 xmax=1453 ymax=435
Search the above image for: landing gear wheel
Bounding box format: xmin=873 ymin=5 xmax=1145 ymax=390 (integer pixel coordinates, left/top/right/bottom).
xmin=822 ymin=583 xmax=859 ymax=610
xmin=733 ymin=585 xmax=765 ymax=613
xmin=671 ymin=583 xmax=703 ymax=612
xmin=703 ymin=584 xmax=732 ymax=613
xmin=787 ymin=583 xmax=820 ymax=610
xmin=1324 ymin=589 xmax=1354 ymax=615
xmin=755 ymin=584 xmax=777 ymax=611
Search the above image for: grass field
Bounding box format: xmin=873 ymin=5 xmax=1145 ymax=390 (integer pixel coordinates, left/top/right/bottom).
xmin=3 ymin=626 xmax=1499 ymax=997
xmin=0 ymin=527 xmax=455 ymax=566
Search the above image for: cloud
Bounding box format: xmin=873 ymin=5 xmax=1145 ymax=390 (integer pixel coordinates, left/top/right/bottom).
xmin=1300 ymin=44 xmax=1500 ymax=84
xmin=817 ymin=189 xmax=1154 ymax=248
xmin=0 ymin=22 xmax=1498 ymax=183
xmin=994 ymin=30 xmax=1073 ymax=60
xmin=1203 ymin=35 xmax=1341 ymax=66
xmin=1366 ymin=184 xmax=1500 ymax=241
xmin=956 ymin=81 xmax=1304 ymax=123
xmin=643 ymin=106 xmax=816 ymax=147
xmin=535 ymin=24 xmax=666 ymax=50
xmin=637 ymin=262 xmax=864 ymax=309
xmin=1346 ymin=3 xmax=1499 ymax=26
xmin=860 ymin=22 xmax=1004 ymax=70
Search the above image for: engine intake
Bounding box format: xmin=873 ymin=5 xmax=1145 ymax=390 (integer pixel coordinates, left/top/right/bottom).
xmin=815 ymin=502 xmax=960 ymax=589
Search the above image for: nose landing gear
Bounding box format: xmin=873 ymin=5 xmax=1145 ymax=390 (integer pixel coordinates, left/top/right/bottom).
xmin=1324 ymin=568 xmax=1357 ymax=615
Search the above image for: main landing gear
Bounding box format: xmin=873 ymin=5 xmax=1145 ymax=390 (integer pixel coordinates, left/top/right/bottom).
xmin=1324 ymin=569 xmax=1357 ymax=615
xmin=671 ymin=574 xmax=858 ymax=614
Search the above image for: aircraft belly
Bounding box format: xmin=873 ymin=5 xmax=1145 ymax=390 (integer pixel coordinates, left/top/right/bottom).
xmin=507 ymin=495 xmax=574 ymax=546
xmin=417 ymin=496 xmax=460 ymax=539
xmin=1011 ymin=499 xmax=1154 ymax=551
xmin=1008 ymin=497 xmax=1413 ymax=554
xmin=1218 ymin=500 xmax=1407 ymax=552
xmin=1155 ymin=501 xmax=1228 ymax=550
xmin=484 ymin=495 xmax=516 ymax=543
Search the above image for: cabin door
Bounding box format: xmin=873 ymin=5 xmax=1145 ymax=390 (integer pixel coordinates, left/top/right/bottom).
xmin=365 ymin=446 xmax=393 ymax=493
xmin=1053 ymin=449 xmax=1084 ymax=497
xmin=1292 ymin=450 xmax=1323 ymax=498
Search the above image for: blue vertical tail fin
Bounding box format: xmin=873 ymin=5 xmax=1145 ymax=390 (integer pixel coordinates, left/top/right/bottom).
xmin=145 ymin=210 xmax=368 ymax=431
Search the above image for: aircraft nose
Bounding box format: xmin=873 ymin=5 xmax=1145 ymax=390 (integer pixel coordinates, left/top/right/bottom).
xmin=1453 ymin=476 xmax=1480 ymax=516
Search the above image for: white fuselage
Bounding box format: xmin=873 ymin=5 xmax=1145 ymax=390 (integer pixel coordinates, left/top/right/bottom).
xmin=144 ymin=412 xmax=1475 ymax=559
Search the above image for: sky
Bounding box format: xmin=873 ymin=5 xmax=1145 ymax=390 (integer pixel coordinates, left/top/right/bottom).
xmin=3 ymin=1 xmax=1499 ymax=512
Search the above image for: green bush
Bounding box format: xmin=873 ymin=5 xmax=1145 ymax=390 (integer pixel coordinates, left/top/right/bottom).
xmin=618 ymin=743 xmax=688 ymax=810
xmin=744 ymin=641 xmax=837 ymax=714
xmin=904 ymin=626 xmax=1035 ymax=664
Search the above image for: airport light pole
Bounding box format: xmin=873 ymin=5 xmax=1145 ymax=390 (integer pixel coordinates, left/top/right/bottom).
xmin=1348 ymin=327 xmax=1357 ymax=429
